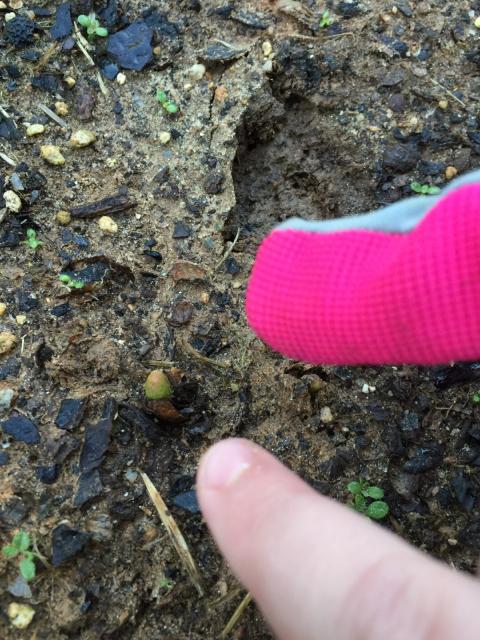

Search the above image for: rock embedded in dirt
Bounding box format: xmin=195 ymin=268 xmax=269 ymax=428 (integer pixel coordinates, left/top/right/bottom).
xmin=173 ymin=490 xmax=200 ymax=513
xmin=55 ymin=398 xmax=88 ymax=431
xmin=36 ymin=464 xmax=59 ymax=484
xmin=107 ymin=21 xmax=153 ymax=71
xmin=169 ymin=261 xmax=207 ymax=282
xmin=1 ymin=412 xmax=40 ymax=444
xmin=200 ymin=42 xmax=247 ymax=64
xmin=382 ymin=143 xmax=420 ymax=172
xmin=7 ymin=602 xmax=35 ymax=629
xmin=172 ymin=221 xmax=192 ymax=238
xmin=8 ymin=575 xmax=32 ymax=599
xmin=97 ymin=215 xmax=118 ymax=233
xmin=26 ymin=123 xmax=45 ymax=136
xmin=40 ymin=145 xmax=65 ymax=166
xmin=4 ymin=190 xmax=22 ymax=212
xmin=50 ymin=2 xmax=72 ymax=40
xmin=75 ymin=82 xmax=96 ymax=120
xmin=31 ymin=73 xmax=62 ymax=94
xmin=51 ymin=523 xmax=91 ymax=566
xmin=0 ymin=331 xmax=17 ymax=355
xmin=4 ymin=15 xmax=35 ymax=48
xmin=203 ymin=170 xmax=225 ymax=194
xmin=167 ymin=300 xmax=194 ymax=326
xmin=70 ymin=129 xmax=96 ymax=148
xmin=403 ymin=443 xmax=444 ymax=474
xmin=188 ymin=63 xmax=206 ymax=81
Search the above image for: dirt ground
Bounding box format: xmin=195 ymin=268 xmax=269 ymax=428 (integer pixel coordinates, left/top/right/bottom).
xmin=2 ymin=0 xmax=480 ymax=637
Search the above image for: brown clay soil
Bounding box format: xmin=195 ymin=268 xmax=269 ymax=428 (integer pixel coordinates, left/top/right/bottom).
xmin=2 ymin=0 xmax=480 ymax=638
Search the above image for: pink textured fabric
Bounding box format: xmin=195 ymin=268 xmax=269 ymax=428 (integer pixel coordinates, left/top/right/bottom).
xmin=246 ymin=184 xmax=480 ymax=365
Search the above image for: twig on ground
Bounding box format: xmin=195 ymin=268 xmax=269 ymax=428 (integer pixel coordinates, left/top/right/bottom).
xmin=140 ymin=472 xmax=204 ymax=597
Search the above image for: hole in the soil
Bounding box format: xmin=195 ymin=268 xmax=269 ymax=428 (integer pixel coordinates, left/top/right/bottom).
xmin=229 ymin=86 xmax=379 ymax=245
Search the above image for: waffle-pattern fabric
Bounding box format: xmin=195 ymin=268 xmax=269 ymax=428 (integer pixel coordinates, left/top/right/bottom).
xmin=246 ymin=184 xmax=480 ymax=365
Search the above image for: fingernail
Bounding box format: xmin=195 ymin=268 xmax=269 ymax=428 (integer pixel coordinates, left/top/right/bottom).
xmin=200 ymin=439 xmax=255 ymax=490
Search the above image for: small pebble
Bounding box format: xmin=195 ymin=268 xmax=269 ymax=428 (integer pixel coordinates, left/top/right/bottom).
xmin=70 ymin=129 xmax=96 ymax=148
xmin=116 ymin=72 xmax=126 ymax=85
xmin=475 ymin=16 xmax=480 ymax=28
xmin=188 ymin=63 xmax=206 ymax=81
xmin=98 ymin=216 xmax=118 ymax=234
xmin=26 ymin=123 xmax=45 ymax=136
xmin=445 ymin=165 xmax=458 ymax=180
xmin=438 ymin=99 xmax=448 ymax=110
xmin=0 ymin=387 xmax=14 ymax=412
xmin=0 ymin=302 xmax=6 ymax=316
xmin=9 ymin=0 xmax=23 ymax=8
xmin=0 ymin=332 xmax=17 ymax=355
xmin=262 ymin=40 xmax=272 ymax=57
xmin=15 ymin=315 xmax=26 ymax=325
xmin=56 ymin=210 xmax=71 ymax=225
xmin=5 ymin=11 xmax=15 ymax=21
xmin=159 ymin=130 xmax=171 ymax=144
xmin=0 ymin=1 xmax=7 ymax=8
xmin=55 ymin=101 xmax=69 ymax=116
xmin=65 ymin=76 xmax=76 ymax=88
xmin=7 ymin=603 xmax=35 ymax=629
xmin=263 ymin=59 xmax=273 ymax=73
xmin=4 ymin=190 xmax=22 ymax=212
xmin=320 ymin=406 xmax=333 ymax=424
xmin=40 ymin=145 xmax=65 ymax=165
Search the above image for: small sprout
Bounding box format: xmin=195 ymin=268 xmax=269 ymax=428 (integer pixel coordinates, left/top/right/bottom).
xmin=77 ymin=13 xmax=108 ymax=41
xmin=59 ymin=274 xmax=85 ymax=289
xmin=2 ymin=530 xmax=40 ymax=582
xmin=410 ymin=182 xmax=441 ymax=196
xmin=158 ymin=577 xmax=174 ymax=591
xmin=347 ymin=479 xmax=389 ymax=521
xmin=156 ymin=88 xmax=179 ymax=115
xmin=145 ymin=369 xmax=173 ymax=400
xmin=23 ymin=228 xmax=42 ymax=251
xmin=319 ymin=9 xmax=331 ymax=28
xmin=473 ymin=393 xmax=480 ymax=403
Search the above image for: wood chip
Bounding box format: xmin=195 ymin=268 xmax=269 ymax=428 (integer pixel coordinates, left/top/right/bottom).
xmin=140 ymin=472 xmax=204 ymax=596
xmin=70 ymin=193 xmax=136 ymax=219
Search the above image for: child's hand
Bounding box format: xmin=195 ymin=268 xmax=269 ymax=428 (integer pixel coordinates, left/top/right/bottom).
xmin=198 ymin=438 xmax=480 ymax=640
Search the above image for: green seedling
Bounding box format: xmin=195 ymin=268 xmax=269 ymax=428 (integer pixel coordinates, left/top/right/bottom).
xmin=2 ymin=531 xmax=40 ymax=582
xmin=158 ymin=577 xmax=174 ymax=591
xmin=473 ymin=393 xmax=480 ymax=403
xmin=77 ymin=13 xmax=108 ymax=41
xmin=59 ymin=274 xmax=85 ymax=289
xmin=410 ymin=182 xmax=441 ymax=196
xmin=156 ymin=88 xmax=179 ymax=114
xmin=319 ymin=10 xmax=332 ymax=28
xmin=23 ymin=228 xmax=42 ymax=251
xmin=347 ymin=479 xmax=389 ymax=520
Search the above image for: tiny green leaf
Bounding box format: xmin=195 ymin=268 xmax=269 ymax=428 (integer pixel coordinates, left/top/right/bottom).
xmin=367 ymin=500 xmax=389 ymax=520
xmin=165 ymin=102 xmax=178 ymax=114
xmin=347 ymin=481 xmax=362 ymax=494
xmin=354 ymin=493 xmax=366 ymax=511
xmin=20 ymin=558 xmax=36 ymax=582
xmin=12 ymin=531 xmax=30 ymax=551
xmin=77 ymin=14 xmax=90 ymax=27
xmin=366 ymin=486 xmax=384 ymax=500
xmin=156 ymin=90 xmax=167 ymax=103
xmin=59 ymin=274 xmax=71 ymax=283
xmin=2 ymin=544 xmax=19 ymax=558
xmin=96 ymin=27 xmax=108 ymax=37
xmin=473 ymin=393 xmax=480 ymax=403
xmin=427 ymin=185 xmax=441 ymax=195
